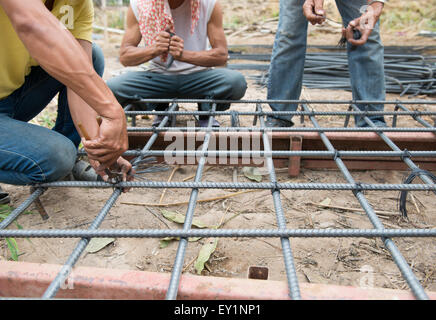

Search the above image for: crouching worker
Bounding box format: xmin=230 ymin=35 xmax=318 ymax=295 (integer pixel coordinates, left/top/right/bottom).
xmin=0 ymin=0 xmax=131 ymax=186
xmin=107 ymin=0 xmax=247 ymax=127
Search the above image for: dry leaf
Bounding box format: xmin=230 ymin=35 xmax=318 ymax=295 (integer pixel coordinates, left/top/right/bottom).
xmin=242 ymin=167 xmax=262 ymax=182
xmin=85 ymin=238 xmax=115 ymax=253
xmin=319 ymin=197 xmax=332 ymax=206
xmin=194 ymin=238 xmax=218 ymax=274
xmin=161 ymin=209 xmax=207 ymax=228
xmin=159 ymin=237 xmax=202 ymax=249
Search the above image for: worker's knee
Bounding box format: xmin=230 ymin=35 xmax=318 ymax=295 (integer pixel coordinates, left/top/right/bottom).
xmin=106 ymin=77 xmax=124 ymax=104
xmin=92 ymin=43 xmax=105 ymax=77
xmin=225 ymin=71 xmax=247 ymax=100
xmin=30 ymin=137 xmax=77 ymax=183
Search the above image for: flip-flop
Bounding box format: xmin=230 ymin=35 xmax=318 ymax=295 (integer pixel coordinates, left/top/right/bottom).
xmin=72 ymin=160 xmax=103 ymax=182
xmin=0 ymin=186 xmax=10 ymax=205
xmin=152 ymin=115 xmax=165 ymax=127
xmin=198 ymin=119 xmax=220 ymax=128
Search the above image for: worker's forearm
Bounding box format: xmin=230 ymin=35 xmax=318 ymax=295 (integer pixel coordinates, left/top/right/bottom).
xmin=67 ymin=40 xmax=100 ymax=140
xmin=1 ymin=0 xmax=122 ymax=120
xmin=119 ymin=46 xmax=157 ymax=67
xmin=179 ymin=49 xmax=228 ymax=67
xmin=68 ymin=88 xmax=99 ymax=139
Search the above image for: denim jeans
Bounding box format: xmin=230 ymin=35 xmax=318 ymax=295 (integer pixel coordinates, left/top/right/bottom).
xmin=267 ymin=0 xmax=386 ymax=127
xmin=107 ymin=68 xmax=247 ymax=112
xmin=0 ymin=43 xmax=105 ymax=185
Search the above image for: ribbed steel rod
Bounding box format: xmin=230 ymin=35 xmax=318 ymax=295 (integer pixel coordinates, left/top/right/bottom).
xmin=166 ymin=103 xmax=217 ymax=300
xmin=228 ymin=52 xmax=430 ymax=62
xmin=0 ymin=188 xmax=45 ymax=229
xmin=41 ymin=106 xmax=181 ymax=299
xmin=124 ymin=110 xmax=436 ymax=116
xmin=258 ymin=103 xmax=301 ymax=300
xmin=128 ymin=99 xmax=436 ymax=105
xmin=303 ymin=103 xmax=429 ymax=300
xmin=80 ymin=150 xmax=436 ymax=158
xmin=396 ymin=104 xmax=436 ymax=134
xmin=351 ymin=104 xmax=436 ymax=188
xmin=37 ymin=181 xmax=436 ymax=191
xmin=42 ymin=189 xmax=122 ymax=299
xmin=131 ymin=103 xmax=179 ymax=169
xmin=1 ymin=229 xmax=435 ymax=238
xmin=127 ymin=126 xmax=436 ymax=133
xmin=2 ymin=98 xmax=434 ymax=300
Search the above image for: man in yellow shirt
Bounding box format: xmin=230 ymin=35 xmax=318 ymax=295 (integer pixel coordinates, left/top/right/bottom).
xmin=0 ymin=0 xmax=131 ymax=190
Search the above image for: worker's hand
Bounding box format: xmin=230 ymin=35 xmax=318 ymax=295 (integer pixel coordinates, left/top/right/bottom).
xmin=88 ymin=158 xmax=106 ymax=179
xmin=114 ymin=156 xmax=134 ymax=184
xmin=303 ymin=0 xmax=325 ymax=25
xmin=343 ymin=2 xmax=384 ymax=46
xmin=153 ymin=31 xmax=171 ymax=58
xmin=169 ymin=35 xmax=184 ymax=60
xmin=81 ymin=112 xmax=129 ymax=169
xmin=90 ymin=157 xmax=134 ymax=192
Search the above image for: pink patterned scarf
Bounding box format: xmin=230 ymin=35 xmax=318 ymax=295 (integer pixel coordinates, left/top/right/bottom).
xmin=137 ymin=0 xmax=200 ymax=61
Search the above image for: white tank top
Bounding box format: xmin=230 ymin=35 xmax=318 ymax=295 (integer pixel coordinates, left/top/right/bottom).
xmin=130 ymin=0 xmax=216 ymax=75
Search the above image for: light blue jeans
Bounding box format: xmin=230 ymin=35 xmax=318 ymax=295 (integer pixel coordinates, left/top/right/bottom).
xmin=267 ymin=0 xmax=386 ymax=127
xmin=0 ymin=43 xmax=105 ymax=185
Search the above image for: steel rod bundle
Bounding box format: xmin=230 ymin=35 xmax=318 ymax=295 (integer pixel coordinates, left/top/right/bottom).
xmin=227 ymin=50 xmax=436 ymax=96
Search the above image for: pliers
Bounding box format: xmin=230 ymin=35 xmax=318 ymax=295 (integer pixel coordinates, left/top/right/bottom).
xmin=166 ymin=30 xmax=176 ymax=69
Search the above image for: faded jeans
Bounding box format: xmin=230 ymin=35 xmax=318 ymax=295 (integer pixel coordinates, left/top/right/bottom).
xmin=267 ymin=0 xmax=386 ymax=127
xmin=107 ymin=68 xmax=248 ymax=112
xmin=0 ymin=43 xmax=105 ymax=185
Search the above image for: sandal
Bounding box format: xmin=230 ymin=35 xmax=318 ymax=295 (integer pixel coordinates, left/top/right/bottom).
xmin=0 ymin=186 xmax=10 ymax=205
xmin=72 ymin=160 xmax=103 ymax=182
xmin=198 ymin=119 xmax=220 ymax=128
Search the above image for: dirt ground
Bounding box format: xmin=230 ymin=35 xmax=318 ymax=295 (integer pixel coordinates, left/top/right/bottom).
xmin=1 ymin=0 xmax=436 ymax=295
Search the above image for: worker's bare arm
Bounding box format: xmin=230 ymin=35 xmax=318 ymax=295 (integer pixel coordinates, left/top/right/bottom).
xmin=67 ymin=40 xmax=132 ymax=181
xmin=170 ymin=1 xmax=228 ymax=67
xmin=0 ymin=0 xmax=128 ymax=167
xmin=119 ymin=6 xmax=170 ymax=66
xmin=67 ymin=41 xmax=99 ymax=140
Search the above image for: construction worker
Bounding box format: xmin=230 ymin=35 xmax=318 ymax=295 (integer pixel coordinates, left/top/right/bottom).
xmin=107 ymin=0 xmax=247 ymax=127
xmin=0 ymin=0 xmax=131 ymax=191
xmin=266 ymin=0 xmax=387 ymax=128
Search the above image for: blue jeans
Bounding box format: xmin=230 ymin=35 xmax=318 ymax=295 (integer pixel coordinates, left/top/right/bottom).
xmin=267 ymin=0 xmax=386 ymax=127
xmin=0 ymin=43 xmax=105 ymax=185
xmin=107 ymin=68 xmax=247 ymax=112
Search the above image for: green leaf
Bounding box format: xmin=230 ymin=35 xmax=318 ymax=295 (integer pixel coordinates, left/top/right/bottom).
xmin=194 ymin=238 xmax=218 ymax=275
xmin=161 ymin=210 xmax=185 ymax=224
xmin=0 ymin=205 xmax=31 ymax=256
xmin=85 ymin=238 xmax=115 ymax=253
xmin=0 ymin=204 xmax=13 ymax=216
xmin=159 ymin=239 xmax=171 ymax=249
xmin=242 ymin=167 xmax=262 ymax=182
xmin=160 ymin=210 xmax=207 ymax=228
xmin=0 ymin=213 xmax=9 ymax=220
xmin=0 ymin=204 xmax=34 ymax=217
xmin=5 ymin=238 xmax=18 ymax=261
xmin=159 ymin=236 xmax=202 ymax=249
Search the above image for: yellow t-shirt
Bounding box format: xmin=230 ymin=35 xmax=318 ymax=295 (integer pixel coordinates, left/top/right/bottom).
xmin=0 ymin=0 xmax=94 ymax=100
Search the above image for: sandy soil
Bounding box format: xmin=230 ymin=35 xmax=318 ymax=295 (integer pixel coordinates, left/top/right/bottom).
xmin=1 ymin=0 xmax=436 ymax=295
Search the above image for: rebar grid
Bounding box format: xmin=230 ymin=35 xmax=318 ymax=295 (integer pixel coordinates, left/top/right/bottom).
xmin=1 ymin=99 xmax=435 ymax=300
xmin=257 ymin=103 xmax=301 ymax=299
